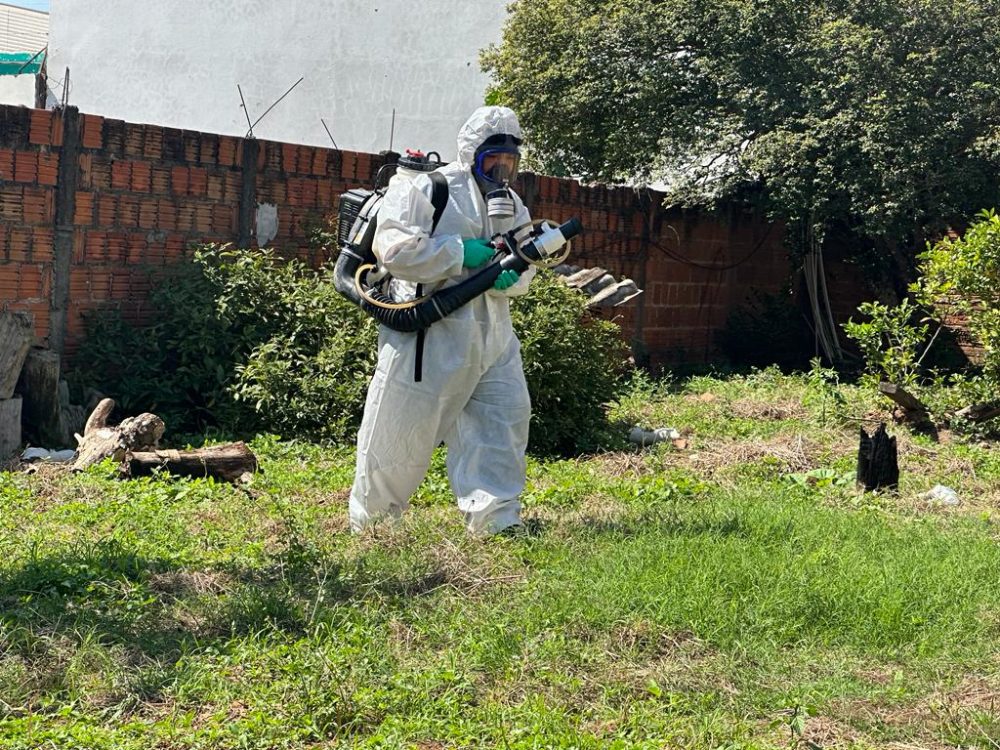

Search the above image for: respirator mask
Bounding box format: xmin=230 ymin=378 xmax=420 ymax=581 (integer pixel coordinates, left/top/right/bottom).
xmin=473 ymin=134 xmax=522 ymax=220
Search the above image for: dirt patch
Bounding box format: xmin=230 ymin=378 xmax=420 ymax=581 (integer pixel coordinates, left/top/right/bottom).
xmin=148 ymin=569 xmax=231 ymax=597
xmin=587 ymin=451 xmax=652 ymax=479
xmin=688 ymin=433 xmax=820 ymax=473
xmin=730 ymin=398 xmax=807 ymax=421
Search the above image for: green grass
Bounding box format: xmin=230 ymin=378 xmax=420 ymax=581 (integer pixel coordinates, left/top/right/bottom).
xmin=2 ymin=370 xmax=999 ymax=748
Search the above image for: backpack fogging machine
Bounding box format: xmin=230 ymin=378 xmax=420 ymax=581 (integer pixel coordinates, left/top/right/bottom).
xmin=333 ymin=151 xmax=583 ymax=332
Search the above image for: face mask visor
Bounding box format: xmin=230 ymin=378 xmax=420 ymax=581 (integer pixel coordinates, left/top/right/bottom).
xmin=474 ymin=149 xmax=521 ymax=187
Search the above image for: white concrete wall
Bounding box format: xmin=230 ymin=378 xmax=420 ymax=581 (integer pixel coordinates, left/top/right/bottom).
xmin=0 ymin=73 xmax=36 ymax=106
xmin=48 ymin=0 xmax=509 ymax=160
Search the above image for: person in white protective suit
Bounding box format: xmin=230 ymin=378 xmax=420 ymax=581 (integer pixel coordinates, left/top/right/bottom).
xmin=348 ymin=106 xmax=536 ymax=535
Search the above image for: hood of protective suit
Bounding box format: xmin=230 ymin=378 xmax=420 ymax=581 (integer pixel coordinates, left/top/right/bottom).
xmin=456 ymin=106 xmax=523 ymax=169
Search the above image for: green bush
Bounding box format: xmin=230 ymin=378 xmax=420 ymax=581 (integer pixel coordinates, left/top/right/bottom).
xmin=718 ymin=289 xmax=813 ymax=372
xmin=73 ymin=249 xmax=630 ymax=453
xmin=73 ymin=246 xmax=379 ymax=441
xmin=842 ymin=298 xmax=932 ymax=387
xmin=842 ymin=210 xmax=1000 ymax=433
xmin=512 ymin=270 xmax=632 ymax=454
xmin=917 ymin=210 xmax=1000 ymax=381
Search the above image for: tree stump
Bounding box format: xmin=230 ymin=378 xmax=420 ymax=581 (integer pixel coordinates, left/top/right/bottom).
xmin=72 ymin=398 xmax=165 ymax=471
xmin=856 ymin=423 xmax=899 ymax=492
xmin=124 ymin=442 xmax=258 ymax=483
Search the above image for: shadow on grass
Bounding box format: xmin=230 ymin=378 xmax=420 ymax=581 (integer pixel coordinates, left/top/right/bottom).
xmin=0 ymin=535 xmax=478 ymax=665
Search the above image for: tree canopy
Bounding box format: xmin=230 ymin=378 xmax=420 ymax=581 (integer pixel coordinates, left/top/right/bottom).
xmin=483 ymin=0 xmax=1000 ymax=251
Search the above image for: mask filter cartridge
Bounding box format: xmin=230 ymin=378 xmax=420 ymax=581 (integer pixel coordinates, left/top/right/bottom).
xmin=486 ymin=187 xmax=515 ymax=219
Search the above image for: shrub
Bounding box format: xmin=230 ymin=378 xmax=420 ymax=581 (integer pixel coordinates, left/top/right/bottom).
xmin=718 ymin=289 xmax=814 ymax=372
xmin=842 ymin=298 xmax=932 ymax=387
xmin=917 ymin=210 xmax=1000 ymax=380
xmin=73 ymin=250 xmax=631 ymax=453
xmin=512 ymin=270 xmax=632 ymax=454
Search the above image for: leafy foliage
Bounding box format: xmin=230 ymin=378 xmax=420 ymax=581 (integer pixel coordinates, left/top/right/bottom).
xmin=484 ymin=0 xmax=1000 ymax=252
xmin=844 ymin=210 xmax=1000 ymax=432
xmin=512 ymin=270 xmax=632 ymax=454
xmin=73 ymin=250 xmax=629 ymax=453
xmin=917 ymin=209 xmax=1000 ymax=381
xmin=718 ymin=289 xmax=814 ymax=371
xmin=74 ymin=246 xmax=379 ymax=441
xmin=842 ymin=298 xmax=931 ymax=387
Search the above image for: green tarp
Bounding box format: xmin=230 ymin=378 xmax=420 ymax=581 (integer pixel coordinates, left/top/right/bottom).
xmin=0 ymin=51 xmax=45 ymax=76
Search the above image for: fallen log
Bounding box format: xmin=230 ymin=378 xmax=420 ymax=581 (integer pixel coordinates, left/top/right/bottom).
xmin=123 ymin=442 xmax=258 ymax=483
xmin=72 ymin=398 xmax=165 ymax=471
xmin=955 ymin=401 xmax=1000 ymax=424
xmin=878 ymin=382 xmax=928 ymax=418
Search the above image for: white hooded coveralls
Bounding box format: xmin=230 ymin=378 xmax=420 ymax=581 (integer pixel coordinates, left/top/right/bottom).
xmin=348 ymin=107 xmax=536 ymax=534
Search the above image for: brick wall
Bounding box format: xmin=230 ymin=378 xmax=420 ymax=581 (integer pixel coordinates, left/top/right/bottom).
xmin=1 ymin=104 xmax=803 ymax=368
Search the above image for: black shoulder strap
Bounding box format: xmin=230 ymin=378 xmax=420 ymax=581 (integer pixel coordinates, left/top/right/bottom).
xmin=428 ymin=171 xmax=448 ymax=235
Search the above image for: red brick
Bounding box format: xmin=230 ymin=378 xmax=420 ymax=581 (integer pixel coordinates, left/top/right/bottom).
xmin=106 ymin=231 xmax=127 ymax=263
xmin=111 ymin=160 xmax=131 ymax=190
xmin=8 ymin=227 xmax=31 ymax=261
xmin=356 ymin=152 xmax=371 ymax=181
xmin=0 ymin=267 xmax=17 ymax=301
xmin=0 ymin=149 xmax=13 ymax=180
xmin=157 ymin=200 xmax=178 ymax=231
xmin=85 ymin=231 xmax=107 ymax=261
xmin=71 ymin=231 xmax=85 ymax=263
xmin=176 ymin=204 xmax=195 ymax=232
xmin=218 ymin=137 xmax=237 ymax=167
xmin=14 ymin=151 xmax=37 ymax=183
xmin=90 ymin=270 xmax=111 ymax=299
xmin=89 ymin=158 xmax=112 ymax=190
xmin=195 ymin=205 xmax=213 ymax=232
xmin=188 ymin=167 xmax=208 ymax=196
xmin=165 ymin=234 xmax=186 ymax=259
xmin=143 ymin=127 xmax=163 ymax=160
xmin=111 ymin=271 xmax=131 ymax=298
xmin=18 ymin=265 xmax=42 ymax=298
xmin=123 ymin=126 xmax=145 ymax=158
xmin=29 ymin=110 xmax=52 ymax=146
xmin=127 ymin=235 xmax=146 ymax=264
xmin=118 ymin=197 xmax=140 ymax=227
xmin=340 ymin=152 xmax=357 ymax=180
xmin=302 ymin=179 xmax=318 ymax=208
xmin=171 ymin=167 xmax=189 ymax=195
xmin=74 ymin=191 xmax=95 ymax=226
xmin=311 ymin=149 xmax=327 ymax=176
xmin=97 ymin=195 xmax=117 ymax=226
xmin=37 ymin=152 xmax=59 ymax=185
xmin=282 ymin=143 xmax=298 ymax=172
xmin=51 ymin=113 xmax=64 ymax=147
xmin=213 ymin=205 xmax=234 ymax=233
xmin=225 ymin=173 xmax=242 ymax=199
xmin=31 ymin=227 xmax=54 ymax=262
xmin=206 ymin=174 xmax=224 ymax=200
xmin=138 ymin=200 xmax=158 ymax=229
xmin=81 ymin=114 xmax=104 ymax=150
xmin=0 ymin=187 xmax=22 ymax=222
xmin=22 ymin=188 xmax=52 ymax=224
xmin=151 ymin=166 xmax=170 ymax=193
xmin=130 ymin=161 xmax=152 ymax=192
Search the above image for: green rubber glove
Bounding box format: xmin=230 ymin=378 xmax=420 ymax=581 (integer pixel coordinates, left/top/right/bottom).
xmin=494 ymin=269 xmax=520 ymax=290
xmin=462 ymin=237 xmax=494 ymax=268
